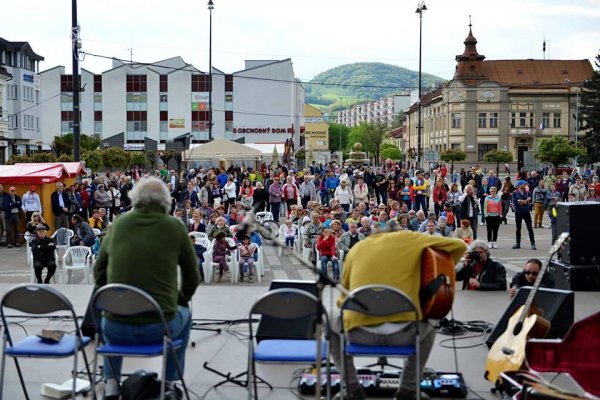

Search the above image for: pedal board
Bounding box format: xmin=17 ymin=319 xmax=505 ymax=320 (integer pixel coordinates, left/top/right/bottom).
xmin=298 ymin=367 xmax=467 ymax=398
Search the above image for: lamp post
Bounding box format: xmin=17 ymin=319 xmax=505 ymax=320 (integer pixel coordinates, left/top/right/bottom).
xmin=339 ymin=97 xmax=342 ymax=154
xmin=71 ymin=0 xmax=81 ymax=161
xmin=207 ymin=0 xmax=214 ymax=141
xmin=415 ymin=1 xmax=427 ymax=168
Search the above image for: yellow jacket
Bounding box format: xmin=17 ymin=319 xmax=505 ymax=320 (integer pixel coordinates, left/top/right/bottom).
xmin=338 ymin=231 xmax=466 ymax=331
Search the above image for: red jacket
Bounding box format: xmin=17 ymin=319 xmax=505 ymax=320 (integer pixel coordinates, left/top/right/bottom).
xmin=316 ymin=234 xmax=336 ymax=257
xmin=282 ymin=183 xmax=298 ymax=201
xmin=433 ymin=186 xmax=447 ymax=204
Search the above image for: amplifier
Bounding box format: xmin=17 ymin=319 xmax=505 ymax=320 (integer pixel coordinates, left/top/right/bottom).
xmin=298 ymin=366 xmax=467 ymax=398
xmin=556 ymin=202 xmax=600 ymax=264
xmin=551 ymin=259 xmax=600 ymax=291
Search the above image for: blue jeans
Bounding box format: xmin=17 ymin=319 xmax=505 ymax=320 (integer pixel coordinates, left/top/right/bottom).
xmin=101 ymin=305 xmax=192 ymax=381
xmin=320 ymin=256 xmax=340 ymax=278
xmin=413 ymin=195 xmax=427 ymax=213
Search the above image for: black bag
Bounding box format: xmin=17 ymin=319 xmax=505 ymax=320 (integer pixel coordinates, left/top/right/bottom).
xmin=120 ymin=370 xmax=161 ymax=400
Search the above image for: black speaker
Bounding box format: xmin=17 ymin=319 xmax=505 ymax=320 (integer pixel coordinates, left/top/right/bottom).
xmin=551 ymin=259 xmax=600 ymax=291
xmin=556 ymin=202 xmax=600 ymax=264
xmin=485 ymin=287 xmax=574 ymax=349
xmin=255 ymin=280 xmax=318 ymax=343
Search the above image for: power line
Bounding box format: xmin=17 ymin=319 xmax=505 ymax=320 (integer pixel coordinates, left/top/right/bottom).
xmin=3 ymin=93 xmax=62 ymax=120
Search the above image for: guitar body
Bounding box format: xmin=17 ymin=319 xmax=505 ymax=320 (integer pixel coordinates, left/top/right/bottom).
xmin=421 ymin=248 xmax=455 ymax=319
xmin=485 ymin=305 xmax=550 ymax=384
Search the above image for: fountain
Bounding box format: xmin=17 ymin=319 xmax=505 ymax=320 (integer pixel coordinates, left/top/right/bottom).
xmin=345 ymin=142 xmax=370 ymax=167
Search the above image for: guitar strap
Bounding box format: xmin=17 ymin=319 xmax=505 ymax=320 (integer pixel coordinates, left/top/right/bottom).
xmin=419 ymin=274 xmax=447 ymax=305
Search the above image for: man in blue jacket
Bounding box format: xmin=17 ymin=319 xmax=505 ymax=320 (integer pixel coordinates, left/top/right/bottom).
xmin=3 ymin=186 xmax=22 ymax=248
xmin=511 ymin=180 xmax=536 ymax=250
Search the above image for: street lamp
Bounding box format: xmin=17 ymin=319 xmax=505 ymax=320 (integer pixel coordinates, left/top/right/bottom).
xmin=208 ymin=0 xmax=214 ymax=141
xmin=415 ymin=1 xmax=427 ymax=168
xmin=339 ymin=97 xmax=342 ymax=153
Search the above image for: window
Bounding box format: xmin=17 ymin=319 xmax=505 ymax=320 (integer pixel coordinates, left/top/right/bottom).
xmin=451 ymin=113 xmax=461 ymax=129
xmin=23 ymin=114 xmax=35 ymax=130
xmin=478 ymin=112 xmax=486 ymax=128
xmin=490 ymin=112 xmax=498 ymax=128
xmin=553 ymin=112 xmax=561 ymax=128
xmin=23 ymin=86 xmax=34 ymax=102
xmin=94 ymin=121 xmax=102 ymax=134
xmin=126 ymin=111 xmax=147 ymax=142
xmin=159 ymin=92 xmax=168 ymax=111
xmin=225 ymin=91 xmax=233 ymax=112
xmin=510 ymin=113 xmax=516 ymax=128
xmin=126 ymin=92 xmax=147 ymax=111
xmin=529 ymin=114 xmax=534 ymax=129
xmin=94 ymin=93 xmax=102 ymax=111
xmin=160 ymin=121 xmax=169 ymax=142
xmin=8 ymin=115 xmax=18 ymax=129
xmin=451 ymin=143 xmax=461 ymax=150
xmin=519 ymin=112 xmax=527 ymax=127
xmin=542 ymin=113 xmax=550 ymax=129
xmin=35 ymin=90 xmax=40 ymax=104
xmin=7 ymin=85 xmax=18 ymax=100
xmin=478 ymin=144 xmax=497 ymax=161
xmin=61 ymin=93 xmax=73 ymax=111
xmin=61 ymin=121 xmax=73 ymax=134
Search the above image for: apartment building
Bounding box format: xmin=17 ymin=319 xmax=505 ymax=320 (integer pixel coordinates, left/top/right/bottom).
xmin=336 ymin=94 xmax=410 ymax=127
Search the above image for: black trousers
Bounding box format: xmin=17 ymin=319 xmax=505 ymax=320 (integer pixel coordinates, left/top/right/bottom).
xmin=486 ymin=215 xmax=501 ymax=242
xmin=515 ymin=211 xmax=535 ymax=245
xmin=34 ymin=259 xmax=57 ymax=284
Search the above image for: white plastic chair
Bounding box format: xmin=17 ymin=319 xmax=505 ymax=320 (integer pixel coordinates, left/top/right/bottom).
xmin=25 ymin=232 xmax=59 ymax=284
xmin=196 ymin=237 xmax=212 ymax=284
xmin=277 ymin=224 xmax=301 ymax=256
xmin=62 ymin=246 xmax=92 ymax=284
xmin=189 ymin=231 xmax=209 ymax=244
xmin=51 ymin=228 xmax=74 ymax=251
xmin=255 ymin=212 xmax=274 ymax=224
xmin=92 ymin=228 xmax=102 ymax=237
xmin=209 ymin=238 xmax=238 ymax=283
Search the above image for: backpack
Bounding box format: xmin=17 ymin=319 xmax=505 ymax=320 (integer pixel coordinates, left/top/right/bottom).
xmin=120 ymin=370 xmax=161 ymax=400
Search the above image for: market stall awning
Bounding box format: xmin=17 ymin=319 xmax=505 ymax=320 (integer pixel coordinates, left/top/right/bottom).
xmin=183 ymin=138 xmax=262 ymax=161
xmin=0 ymin=164 xmax=69 ymax=185
xmin=15 ymin=162 xmax=85 ymax=178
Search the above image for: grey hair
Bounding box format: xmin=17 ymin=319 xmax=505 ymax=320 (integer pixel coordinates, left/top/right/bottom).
xmin=128 ymin=176 xmax=171 ymax=213
xmin=468 ymin=240 xmax=490 ymax=255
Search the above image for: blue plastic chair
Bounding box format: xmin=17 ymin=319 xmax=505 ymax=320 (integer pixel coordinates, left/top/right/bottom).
xmin=89 ymin=283 xmax=190 ymax=400
xmin=339 ymin=285 xmax=421 ymax=400
xmin=0 ymin=284 xmax=94 ymax=400
xmin=247 ymin=288 xmax=330 ymax=400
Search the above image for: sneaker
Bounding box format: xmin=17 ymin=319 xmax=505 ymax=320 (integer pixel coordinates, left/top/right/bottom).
xmin=480 ymin=222 xmax=485 ymax=226
xmin=531 ymin=243 xmax=537 ymax=250
xmin=512 ymin=243 xmax=521 ymax=249
xmin=492 ymin=242 xmax=498 ymax=249
xmin=164 ymin=381 xmax=183 ymax=400
xmin=7 ymin=244 xmax=12 ymax=248
xmin=487 ymin=241 xmax=492 ymax=248
xmin=249 ymin=276 xmax=253 ymax=283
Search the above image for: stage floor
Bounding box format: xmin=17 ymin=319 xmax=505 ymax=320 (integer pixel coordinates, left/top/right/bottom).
xmin=0 ymin=283 xmax=597 ymax=400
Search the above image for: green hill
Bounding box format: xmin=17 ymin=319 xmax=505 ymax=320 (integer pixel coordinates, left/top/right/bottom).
xmin=305 ymin=62 xmax=446 ymax=111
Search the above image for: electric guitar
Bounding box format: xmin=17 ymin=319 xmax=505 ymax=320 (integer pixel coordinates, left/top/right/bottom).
xmin=484 ymin=232 xmax=570 ymax=385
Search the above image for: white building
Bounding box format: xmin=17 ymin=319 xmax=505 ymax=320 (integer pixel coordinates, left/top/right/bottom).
xmin=0 ymin=37 xmax=44 ymax=162
xmin=336 ymin=94 xmax=410 ymax=127
xmin=40 ymin=57 xmax=305 ymax=151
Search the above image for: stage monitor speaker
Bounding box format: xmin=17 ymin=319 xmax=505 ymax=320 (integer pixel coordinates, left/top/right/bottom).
xmin=255 ymin=279 xmax=318 ymax=343
xmin=556 ymin=202 xmax=600 ymax=264
xmin=485 ymin=287 xmax=574 ymax=349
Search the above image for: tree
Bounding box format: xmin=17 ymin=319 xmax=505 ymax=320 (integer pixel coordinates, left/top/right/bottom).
xmin=146 ymin=151 xmax=157 ymax=169
xmin=328 ymin=123 xmax=350 ymax=152
xmin=51 ymin=133 xmax=101 ymax=156
xmin=483 ymin=150 xmax=513 ymax=175
xmin=382 ymin=146 xmax=402 ymax=161
xmin=534 ymin=136 xmax=585 ymax=171
xmin=30 ymin=152 xmax=57 ymax=163
xmin=391 ymin=111 xmax=405 ymax=129
xmin=578 ymin=52 xmax=600 ymax=163
xmin=81 ymin=149 xmax=104 ymax=171
xmin=159 ymin=150 xmax=175 ymax=168
xmin=129 ymin=151 xmax=148 ymax=168
xmin=57 ymin=154 xmax=74 ymax=162
xmin=102 ymin=147 xmax=130 ymax=170
xmin=5 ymin=154 xmax=31 ymax=165
xmin=440 ymin=149 xmax=467 ymax=178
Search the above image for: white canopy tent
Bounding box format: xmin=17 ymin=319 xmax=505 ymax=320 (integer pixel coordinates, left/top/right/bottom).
xmin=182 ymin=138 xmax=263 ymax=162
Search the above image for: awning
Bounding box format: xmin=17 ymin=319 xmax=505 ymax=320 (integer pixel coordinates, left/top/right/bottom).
xmin=183 ymin=138 xmax=262 ymax=161
xmin=15 ymin=162 xmax=85 ymax=178
xmin=0 ymin=164 xmax=69 ymax=185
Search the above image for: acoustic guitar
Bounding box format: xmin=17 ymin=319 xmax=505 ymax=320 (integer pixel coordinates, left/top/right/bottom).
xmin=420 ymin=248 xmax=456 ymax=319
xmin=484 ymin=232 xmax=570 ymax=385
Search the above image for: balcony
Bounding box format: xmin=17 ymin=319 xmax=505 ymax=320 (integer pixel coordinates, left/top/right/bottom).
xmin=510 ymin=128 xmax=536 ymax=137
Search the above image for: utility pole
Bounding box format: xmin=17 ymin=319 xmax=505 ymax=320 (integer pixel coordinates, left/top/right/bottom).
xmin=208 ymin=0 xmax=214 ymax=141
xmin=416 ymin=1 xmax=427 ymax=168
xmin=71 ymin=0 xmax=81 ymax=161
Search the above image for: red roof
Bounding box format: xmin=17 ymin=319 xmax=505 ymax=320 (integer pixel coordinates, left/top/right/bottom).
xmin=15 ymin=162 xmax=85 ymax=178
xmin=483 ymin=59 xmax=593 ymax=87
xmin=0 ymin=164 xmax=69 ymax=185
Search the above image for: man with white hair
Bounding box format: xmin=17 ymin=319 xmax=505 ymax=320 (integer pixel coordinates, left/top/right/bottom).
xmin=456 ymin=240 xmax=507 ymax=291
xmin=94 ymin=176 xmax=200 ymax=399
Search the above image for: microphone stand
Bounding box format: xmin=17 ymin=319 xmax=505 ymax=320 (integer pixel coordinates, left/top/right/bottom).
xmin=253 ymin=216 xmax=366 ymax=400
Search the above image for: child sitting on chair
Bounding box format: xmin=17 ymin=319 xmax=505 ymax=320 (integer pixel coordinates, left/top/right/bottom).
xmin=237 ymin=235 xmax=257 ymax=283
xmin=280 ymin=219 xmax=297 ymax=248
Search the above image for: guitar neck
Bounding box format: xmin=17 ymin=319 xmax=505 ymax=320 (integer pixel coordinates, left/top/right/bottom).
xmin=517 ymin=233 xmax=569 ymax=323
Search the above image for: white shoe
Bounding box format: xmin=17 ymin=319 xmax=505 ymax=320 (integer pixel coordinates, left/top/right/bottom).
xmin=492 ymin=242 xmax=498 ymax=249
xmin=480 ymin=222 xmax=485 ymax=226
xmin=487 ymin=242 xmax=493 ymax=248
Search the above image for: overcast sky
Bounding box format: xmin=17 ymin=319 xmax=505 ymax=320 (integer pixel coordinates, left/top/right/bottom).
xmin=3 ymin=0 xmax=599 ymax=81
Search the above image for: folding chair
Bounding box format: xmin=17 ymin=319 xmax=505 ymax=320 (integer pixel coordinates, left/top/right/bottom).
xmin=339 ymin=284 xmax=422 ymax=400
xmin=247 ymin=288 xmax=330 ymax=400
xmin=62 ymin=246 xmax=92 ymax=284
xmin=0 ymin=284 xmax=93 ymax=400
xmin=90 ymin=284 xmax=190 ymax=400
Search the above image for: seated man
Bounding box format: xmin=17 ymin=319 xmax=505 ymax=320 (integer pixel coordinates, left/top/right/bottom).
xmin=330 ymin=231 xmax=465 ymax=400
xmin=456 ymin=240 xmax=507 ymax=291
xmin=70 ymin=214 xmax=96 ymax=247
xmin=30 ymin=224 xmax=57 ymax=284
xmin=338 ymin=222 xmax=365 ymax=255
xmin=508 ymin=258 xmax=555 ymax=297
xmin=94 ymin=176 xmax=200 ymax=400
